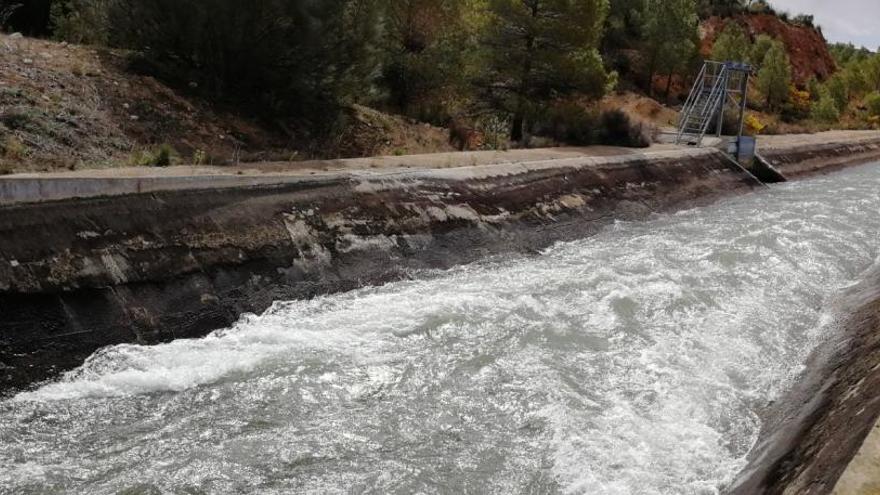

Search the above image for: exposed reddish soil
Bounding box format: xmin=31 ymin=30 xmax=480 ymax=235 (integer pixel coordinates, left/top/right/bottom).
xmin=701 ymin=14 xmax=837 ymax=85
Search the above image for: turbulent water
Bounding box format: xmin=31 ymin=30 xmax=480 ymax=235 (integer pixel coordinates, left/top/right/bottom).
xmin=3 ymin=163 xmax=880 ymax=495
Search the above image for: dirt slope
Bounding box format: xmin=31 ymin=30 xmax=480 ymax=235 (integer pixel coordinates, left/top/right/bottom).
xmin=0 ymin=33 xmax=454 ymax=174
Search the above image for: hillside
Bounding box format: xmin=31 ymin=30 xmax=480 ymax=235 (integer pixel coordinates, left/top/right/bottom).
xmin=0 ymin=7 xmax=866 ymax=175
xmin=701 ymin=14 xmax=836 ymax=84
xmin=0 ymin=33 xmax=455 ymax=174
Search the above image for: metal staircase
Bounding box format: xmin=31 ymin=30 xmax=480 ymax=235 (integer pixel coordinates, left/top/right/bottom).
xmin=676 ymin=61 xmax=751 ymax=147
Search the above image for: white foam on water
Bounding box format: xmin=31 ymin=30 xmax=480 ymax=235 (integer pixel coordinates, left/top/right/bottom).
xmin=3 ymin=163 xmax=880 ymax=494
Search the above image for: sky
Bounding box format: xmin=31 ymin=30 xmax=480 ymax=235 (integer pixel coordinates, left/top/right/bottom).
xmin=769 ymin=0 xmax=880 ymax=50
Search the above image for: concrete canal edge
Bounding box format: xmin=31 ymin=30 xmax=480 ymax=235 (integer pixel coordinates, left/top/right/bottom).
xmin=1 ymin=133 xmax=880 ymax=494
xmin=726 ymin=267 xmax=880 ymax=495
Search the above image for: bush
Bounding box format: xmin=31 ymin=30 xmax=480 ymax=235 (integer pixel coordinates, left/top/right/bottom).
xmin=537 ymin=104 xmax=651 ymax=148
xmin=811 ymin=93 xmax=840 ymax=123
xmin=825 ymin=75 xmax=850 ymax=111
xmin=106 ymin=0 xmax=382 ymax=131
xmin=747 ymin=0 xmax=775 ymax=15
xmin=597 ymin=109 xmax=652 ymax=148
xmin=1 ymin=134 xmax=27 ymax=160
xmin=712 ymin=22 xmax=750 ymax=63
xmin=865 ymin=92 xmax=880 ymax=118
xmin=780 ymin=86 xmax=811 ymax=122
xmin=756 ymin=42 xmax=792 ymax=110
xmin=132 ymin=144 xmax=176 ymax=167
xmin=476 ymin=115 xmax=511 ymax=151
xmin=697 ymin=0 xmax=745 ymax=18
xmin=540 ymin=101 xmax=600 ymax=146
xmin=50 ymin=0 xmax=109 ymax=44
xmin=0 ymin=110 xmax=36 ymax=131
xmin=792 ymin=14 xmax=814 ymax=28
xmin=0 ymin=3 xmax=18 ymax=28
xmin=744 ymin=114 xmax=766 ymax=135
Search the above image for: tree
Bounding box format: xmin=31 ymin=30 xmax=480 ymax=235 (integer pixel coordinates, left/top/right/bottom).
xmin=711 ymin=22 xmax=750 ymax=63
xmin=697 ymin=0 xmax=745 ymax=18
xmin=811 ymin=90 xmax=840 ymax=123
xmin=601 ymin=0 xmax=646 ymax=78
xmin=106 ymin=0 xmax=383 ymax=130
xmin=49 ymin=0 xmax=109 ymax=44
xmin=379 ymin=0 xmax=479 ymax=123
xmin=756 ymin=41 xmax=792 ymax=110
xmin=748 ymin=34 xmax=775 ymax=66
xmin=481 ymin=0 xmax=612 ymax=142
xmin=602 ymin=0 xmax=645 ymax=53
xmin=824 ymin=75 xmax=849 ymax=112
xmin=829 ymin=42 xmax=872 ymax=66
xmin=863 ymin=54 xmax=880 ymax=93
xmin=642 ymin=0 xmax=699 ymax=99
xmin=865 ymin=91 xmax=880 ymax=119
xmin=1 ymin=0 xmax=52 ymax=35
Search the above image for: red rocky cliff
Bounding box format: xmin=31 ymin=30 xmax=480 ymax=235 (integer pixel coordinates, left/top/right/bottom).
xmin=701 ymin=14 xmax=837 ymax=85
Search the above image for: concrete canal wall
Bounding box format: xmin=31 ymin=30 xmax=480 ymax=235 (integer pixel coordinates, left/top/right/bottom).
xmin=2 ymin=131 xmax=880 ymax=495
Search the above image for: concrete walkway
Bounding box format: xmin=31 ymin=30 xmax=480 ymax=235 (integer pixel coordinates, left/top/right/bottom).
xmin=1 ymin=131 xmax=879 ymax=206
xmin=0 ymin=144 xmax=698 ymax=205
xmin=834 ymin=422 xmax=880 ymax=494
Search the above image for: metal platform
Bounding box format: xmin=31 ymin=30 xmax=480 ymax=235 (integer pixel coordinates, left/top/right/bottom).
xmin=676 ymin=61 xmax=752 ymax=148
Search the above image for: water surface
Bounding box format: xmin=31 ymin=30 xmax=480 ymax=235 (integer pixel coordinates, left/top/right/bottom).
xmin=3 ymin=163 xmax=880 ymax=494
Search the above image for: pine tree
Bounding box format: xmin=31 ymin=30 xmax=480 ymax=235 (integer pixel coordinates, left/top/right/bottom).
xmin=711 ymin=22 xmax=750 ymax=63
xmin=811 ymin=90 xmax=840 ymax=123
xmin=697 ymin=0 xmax=746 ymax=18
xmin=380 ymin=0 xmax=479 ymax=122
xmin=643 ymin=0 xmax=699 ymax=99
xmin=824 ymin=75 xmax=849 ymax=112
xmin=864 ymin=54 xmax=880 ymax=92
xmin=481 ymin=0 xmax=612 ymax=142
xmin=756 ymin=41 xmax=792 ymax=110
xmin=105 ymin=0 xmax=383 ymax=128
xmin=748 ymin=34 xmax=775 ymax=66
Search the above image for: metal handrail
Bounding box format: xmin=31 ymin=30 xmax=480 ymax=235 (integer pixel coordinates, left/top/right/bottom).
xmin=695 ymin=66 xmax=728 ymax=144
xmin=676 ymin=61 xmax=729 ymax=146
xmin=677 ymin=63 xmax=707 ymax=128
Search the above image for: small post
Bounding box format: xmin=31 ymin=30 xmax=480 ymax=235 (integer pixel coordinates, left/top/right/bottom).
xmin=736 ymin=70 xmax=750 ymax=141
xmin=715 ymin=64 xmax=728 ymax=138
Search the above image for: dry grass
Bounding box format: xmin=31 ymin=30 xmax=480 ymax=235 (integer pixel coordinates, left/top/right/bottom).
xmin=600 ymin=91 xmax=681 ymax=131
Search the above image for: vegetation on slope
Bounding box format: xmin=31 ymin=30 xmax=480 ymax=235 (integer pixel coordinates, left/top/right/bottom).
xmin=0 ymin=0 xmax=877 ymax=173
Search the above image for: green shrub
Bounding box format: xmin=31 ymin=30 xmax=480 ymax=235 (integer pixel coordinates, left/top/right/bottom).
xmin=477 ymin=115 xmax=511 ymax=151
xmin=865 ymin=92 xmax=880 ymax=118
xmin=538 ymin=101 xmax=600 ymax=146
xmin=825 ymin=75 xmax=850 ymax=112
xmin=792 ymin=14 xmax=814 ymax=28
xmin=698 ymin=0 xmax=745 ymax=18
xmin=756 ymin=42 xmax=792 ymax=110
xmin=50 ymin=0 xmax=110 ymax=44
xmin=536 ymin=104 xmax=651 ymax=148
xmin=133 ymin=144 xmax=177 ymax=167
xmin=0 ymin=110 xmax=36 ymax=131
xmin=597 ymin=109 xmax=651 ymax=148
xmin=107 ymin=0 xmax=382 ymax=131
xmin=1 ymin=134 xmax=27 ymax=160
xmin=811 ymin=94 xmax=840 ymax=123
xmin=711 ymin=22 xmax=750 ymax=63
xmin=191 ymin=149 xmax=207 ymax=165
